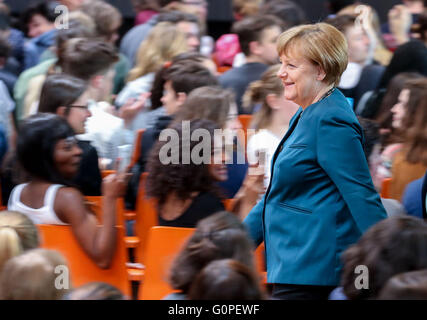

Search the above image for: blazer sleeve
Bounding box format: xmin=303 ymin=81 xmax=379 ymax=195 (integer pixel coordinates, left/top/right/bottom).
xmin=243 ymin=197 xmax=265 ymax=247
xmin=317 ymin=110 xmax=387 ymax=232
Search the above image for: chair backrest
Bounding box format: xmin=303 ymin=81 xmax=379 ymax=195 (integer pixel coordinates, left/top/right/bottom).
xmin=237 ymin=114 xmax=253 ymax=151
xmin=380 ymin=178 xmax=392 ymax=199
xmin=38 ymin=224 xmax=131 ymax=297
xmin=255 ymin=242 xmax=265 ymax=274
xmin=131 ymin=129 xmax=145 ymax=168
xmin=134 ymin=172 xmax=158 ymax=264
xmin=84 ymin=196 xmax=125 ymax=227
xmin=139 ymin=226 xmax=194 ymax=300
xmin=101 ymin=170 xmax=115 ymax=179
xmin=223 ymin=198 xmax=237 ymax=211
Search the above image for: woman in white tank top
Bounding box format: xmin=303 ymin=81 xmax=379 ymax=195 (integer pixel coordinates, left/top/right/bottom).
xmin=8 ymin=114 xmax=128 ymax=269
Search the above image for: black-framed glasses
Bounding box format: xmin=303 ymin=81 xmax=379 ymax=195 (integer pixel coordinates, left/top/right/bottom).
xmin=68 ymin=104 xmax=89 ymax=110
xmin=182 ymin=0 xmax=207 ymax=6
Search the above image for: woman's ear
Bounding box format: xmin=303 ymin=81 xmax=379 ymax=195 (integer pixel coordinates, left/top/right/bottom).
xmin=90 ymin=75 xmax=104 ymax=89
xmin=176 ymin=92 xmax=187 ymax=107
xmin=316 ymin=66 xmax=326 ymax=81
xmin=56 ymin=106 xmax=67 ymax=117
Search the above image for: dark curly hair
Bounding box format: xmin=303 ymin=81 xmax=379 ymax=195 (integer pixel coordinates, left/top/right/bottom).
xmin=188 ymin=259 xmax=264 ymax=300
xmin=145 ymin=119 xmax=223 ymax=209
xmin=169 ymin=211 xmax=255 ymax=294
xmin=341 ymin=216 xmax=427 ymax=300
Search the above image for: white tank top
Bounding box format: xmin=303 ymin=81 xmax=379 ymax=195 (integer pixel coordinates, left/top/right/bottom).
xmin=7 ymin=183 xmax=68 ymax=225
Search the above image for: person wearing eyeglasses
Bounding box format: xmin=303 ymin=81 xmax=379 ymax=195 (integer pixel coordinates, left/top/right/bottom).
xmin=37 ymin=73 xmax=102 ymax=197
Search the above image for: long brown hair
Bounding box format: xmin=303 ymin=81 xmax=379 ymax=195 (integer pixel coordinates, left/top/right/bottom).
xmin=375 ymin=72 xmax=424 ymax=146
xmin=400 ymin=78 xmax=427 ymax=165
xmin=243 ymin=64 xmax=282 ymax=130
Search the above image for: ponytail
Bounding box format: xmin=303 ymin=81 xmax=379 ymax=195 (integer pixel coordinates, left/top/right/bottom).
xmin=0 ymin=211 xmax=40 ymax=271
xmin=0 ymin=227 xmax=23 ymax=271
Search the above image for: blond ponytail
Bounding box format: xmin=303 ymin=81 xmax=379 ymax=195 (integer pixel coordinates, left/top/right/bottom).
xmin=0 ymin=227 xmax=22 ymax=271
xmin=0 ymin=211 xmax=40 ymax=272
xmin=243 ymin=64 xmax=283 ymax=130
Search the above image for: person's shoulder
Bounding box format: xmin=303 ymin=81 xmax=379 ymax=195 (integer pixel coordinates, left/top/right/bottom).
xmin=122 ymin=22 xmax=153 ymax=43
xmin=362 ymin=63 xmax=385 ymax=78
xmin=55 ymin=186 xmax=84 ymax=205
xmin=314 ymin=89 xmax=356 ymax=120
xmin=219 ymin=67 xmax=240 ymax=83
xmin=117 ymin=53 xmax=130 ymax=68
xmin=128 ymin=73 xmax=155 ymax=88
xmin=18 ymin=58 xmax=56 ymax=79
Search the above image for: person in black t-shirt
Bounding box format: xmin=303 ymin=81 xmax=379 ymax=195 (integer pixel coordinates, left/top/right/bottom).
xmin=146 ymin=119 xmax=227 ymax=228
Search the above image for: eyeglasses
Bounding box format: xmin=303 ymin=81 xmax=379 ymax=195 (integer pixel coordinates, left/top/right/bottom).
xmin=62 ymin=136 xmax=79 ymax=149
xmin=182 ymin=0 xmax=207 ymax=6
xmin=68 ymin=104 xmax=89 ymax=110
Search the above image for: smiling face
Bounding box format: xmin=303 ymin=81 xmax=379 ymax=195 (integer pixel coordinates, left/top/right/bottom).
xmin=277 ymin=51 xmax=327 ymax=108
xmin=27 ymin=14 xmax=55 ymax=38
xmin=53 ymin=136 xmax=83 ymax=179
xmin=391 ymin=88 xmax=410 ymax=129
xmin=345 ymin=25 xmax=370 ymax=64
xmin=209 ymin=139 xmax=228 ymax=182
xmin=64 ymin=89 xmax=92 ymax=134
xmin=161 ymin=80 xmax=185 ymax=115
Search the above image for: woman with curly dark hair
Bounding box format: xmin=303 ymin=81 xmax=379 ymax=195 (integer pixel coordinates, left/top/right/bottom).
xmin=146 ymin=119 xmax=227 ymax=227
xmin=337 ymin=216 xmax=427 ymax=300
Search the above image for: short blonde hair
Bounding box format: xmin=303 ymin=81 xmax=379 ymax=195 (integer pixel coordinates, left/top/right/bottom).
xmin=276 ymin=23 xmax=348 ymax=86
xmin=0 ymin=249 xmax=69 ymax=300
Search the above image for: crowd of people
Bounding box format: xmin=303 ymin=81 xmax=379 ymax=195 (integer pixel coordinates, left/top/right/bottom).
xmin=0 ymin=0 xmax=426 ymax=300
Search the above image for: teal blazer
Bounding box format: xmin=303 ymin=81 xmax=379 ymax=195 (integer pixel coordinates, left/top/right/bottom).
xmin=244 ymin=89 xmax=387 ymax=286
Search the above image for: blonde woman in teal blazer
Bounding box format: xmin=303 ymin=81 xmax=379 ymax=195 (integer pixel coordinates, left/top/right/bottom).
xmin=243 ymin=23 xmax=387 ymax=300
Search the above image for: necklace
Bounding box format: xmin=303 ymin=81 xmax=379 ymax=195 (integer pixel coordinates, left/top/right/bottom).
xmin=317 ymin=87 xmax=336 ymax=103
xmin=301 ymin=87 xmax=336 ymax=115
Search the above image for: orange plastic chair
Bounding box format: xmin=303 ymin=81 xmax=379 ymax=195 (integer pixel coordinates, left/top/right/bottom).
xmin=101 ymin=170 xmax=115 ymax=179
xmin=38 ymin=224 xmax=131 ymax=297
xmin=223 ymin=198 xmax=237 ymax=211
xmin=255 ymin=242 xmax=267 ymax=284
xmin=238 ymin=114 xmax=252 ymax=134
xmin=130 ymin=129 xmax=145 ymax=168
xmin=380 ymin=178 xmax=392 ymax=199
xmin=138 ymin=226 xmax=194 ymax=300
xmin=126 ymin=173 xmax=158 ymax=264
xmin=217 ymin=66 xmax=231 ymax=74
xmin=237 ymin=114 xmax=253 ymax=149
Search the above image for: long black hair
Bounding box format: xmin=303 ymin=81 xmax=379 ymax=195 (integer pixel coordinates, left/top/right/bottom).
xmin=17 ymin=113 xmax=76 ymax=186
